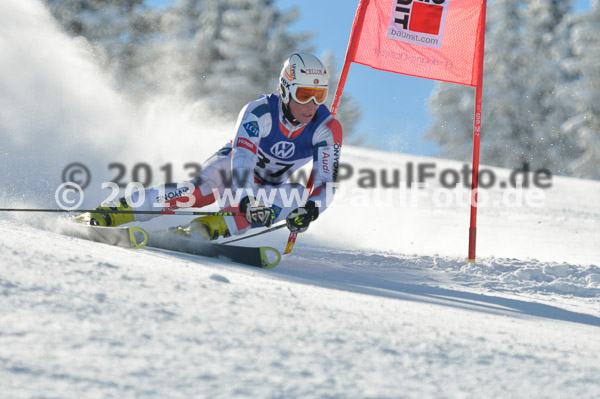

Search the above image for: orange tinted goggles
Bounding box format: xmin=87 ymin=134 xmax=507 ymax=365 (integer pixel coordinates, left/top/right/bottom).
xmin=292 ymin=86 xmax=328 ymax=105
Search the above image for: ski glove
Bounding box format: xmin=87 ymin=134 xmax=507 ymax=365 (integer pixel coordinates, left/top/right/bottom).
xmin=239 ymin=196 xmax=273 ymax=227
xmin=286 ymin=201 xmax=319 ymax=233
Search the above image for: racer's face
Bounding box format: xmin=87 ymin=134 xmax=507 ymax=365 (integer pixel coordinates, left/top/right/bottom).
xmin=288 ymin=98 xmax=319 ymax=124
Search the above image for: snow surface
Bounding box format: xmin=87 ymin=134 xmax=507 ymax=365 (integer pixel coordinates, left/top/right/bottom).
xmin=1 ymin=148 xmax=600 ymax=398
xmin=1 ymin=0 xmax=600 ymax=397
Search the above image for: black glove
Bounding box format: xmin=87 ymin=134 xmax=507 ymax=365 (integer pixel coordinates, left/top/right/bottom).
xmin=286 ymin=201 xmax=319 ymax=233
xmin=239 ymin=196 xmax=273 ymax=227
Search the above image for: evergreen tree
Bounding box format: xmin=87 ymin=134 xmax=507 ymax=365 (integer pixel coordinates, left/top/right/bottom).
xmin=137 ymin=0 xmax=220 ymax=98
xmin=146 ymin=0 xmax=313 ymax=117
xmin=198 ymin=0 xmax=310 ymax=116
xmin=43 ymin=0 xmax=155 ymax=86
xmin=561 ymin=0 xmax=600 ymax=179
xmin=521 ymin=0 xmax=580 ymax=176
xmin=423 ymin=82 xmax=475 ymax=161
xmin=424 ymin=0 xmax=578 ymax=176
xmin=43 ymin=0 xmax=363 ymax=136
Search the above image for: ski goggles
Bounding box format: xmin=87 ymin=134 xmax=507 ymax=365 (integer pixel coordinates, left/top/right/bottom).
xmin=290 ymin=85 xmax=328 ymax=105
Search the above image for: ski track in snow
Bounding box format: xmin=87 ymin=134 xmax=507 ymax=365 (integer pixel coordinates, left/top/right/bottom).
xmin=1 ymin=219 xmax=599 ymax=399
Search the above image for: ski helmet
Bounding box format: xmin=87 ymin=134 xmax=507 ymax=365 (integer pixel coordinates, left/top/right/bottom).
xmin=279 ymin=52 xmax=329 ymax=105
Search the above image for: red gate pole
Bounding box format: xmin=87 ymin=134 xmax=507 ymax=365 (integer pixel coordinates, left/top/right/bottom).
xmin=468 ymin=0 xmax=488 ymax=263
xmin=331 ymin=0 xmax=370 ymax=117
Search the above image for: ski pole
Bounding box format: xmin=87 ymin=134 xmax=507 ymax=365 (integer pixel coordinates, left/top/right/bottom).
xmin=284 ymin=231 xmax=298 ymax=254
xmin=220 ymin=222 xmax=288 ymax=245
xmin=0 ymin=208 xmax=243 ymax=217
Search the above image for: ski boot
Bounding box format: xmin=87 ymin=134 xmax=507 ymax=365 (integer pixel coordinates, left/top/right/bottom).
xmin=75 ymin=198 xmax=135 ymax=227
xmin=170 ymin=215 xmax=230 ymax=241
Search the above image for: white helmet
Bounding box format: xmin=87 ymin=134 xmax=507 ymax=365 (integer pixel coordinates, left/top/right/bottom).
xmin=279 ymin=52 xmax=329 ymax=105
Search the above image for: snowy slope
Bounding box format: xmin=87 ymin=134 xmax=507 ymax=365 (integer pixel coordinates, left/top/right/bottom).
xmin=1 ymin=208 xmax=600 ymax=399
xmin=2 ymin=146 xmax=600 ymax=398
xmin=1 ymin=0 xmax=600 ymax=397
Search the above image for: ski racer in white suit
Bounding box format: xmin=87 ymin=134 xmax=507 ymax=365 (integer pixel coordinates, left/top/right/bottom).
xmin=83 ymin=52 xmax=343 ymax=240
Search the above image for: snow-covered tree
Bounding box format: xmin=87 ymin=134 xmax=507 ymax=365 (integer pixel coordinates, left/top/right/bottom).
xmin=425 ymin=0 xmax=578 ymax=176
xmin=560 ymin=0 xmax=600 ymax=179
xmin=521 ymin=0 xmax=580 ymax=176
xmin=423 ymin=82 xmax=475 ymax=161
xmin=426 ymin=0 xmax=527 ymax=167
xmin=144 ymin=0 xmax=312 ymax=118
xmin=159 ymin=0 xmax=297 ymax=116
xmin=43 ymin=0 xmax=155 ymax=84
xmin=43 ymin=0 xmax=363 ymax=135
xmin=44 ymin=0 xmax=144 ymax=39
xmin=134 ymin=0 xmax=220 ymax=98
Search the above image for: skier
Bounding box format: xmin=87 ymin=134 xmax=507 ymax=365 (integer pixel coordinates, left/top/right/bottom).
xmin=81 ymin=52 xmax=342 ymax=240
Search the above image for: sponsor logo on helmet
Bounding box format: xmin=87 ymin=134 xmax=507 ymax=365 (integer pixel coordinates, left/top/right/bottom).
xmin=284 ymin=64 xmax=294 ymax=82
xmin=270 ymin=141 xmax=295 ymax=159
xmin=301 ymin=68 xmax=325 ymax=76
xmin=284 ymin=63 xmax=297 ymax=82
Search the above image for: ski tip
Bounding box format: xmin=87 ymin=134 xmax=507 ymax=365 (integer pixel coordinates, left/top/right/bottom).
xmin=260 ymin=247 xmax=281 ymax=269
xmin=129 ymin=227 xmax=149 ymax=249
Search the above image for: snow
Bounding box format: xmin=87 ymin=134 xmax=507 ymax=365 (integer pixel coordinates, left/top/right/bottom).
xmin=1 ymin=0 xmax=600 ymax=398
xmin=2 ymin=152 xmax=600 ymax=398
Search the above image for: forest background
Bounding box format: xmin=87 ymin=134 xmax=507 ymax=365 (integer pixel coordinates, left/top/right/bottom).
xmin=43 ymin=0 xmax=600 ymax=180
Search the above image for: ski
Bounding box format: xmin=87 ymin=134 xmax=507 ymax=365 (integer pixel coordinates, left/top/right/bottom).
xmin=61 ymin=224 xmax=149 ymax=249
xmin=147 ymin=231 xmax=281 ymax=269
xmin=60 ymin=224 xmax=280 ymax=268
